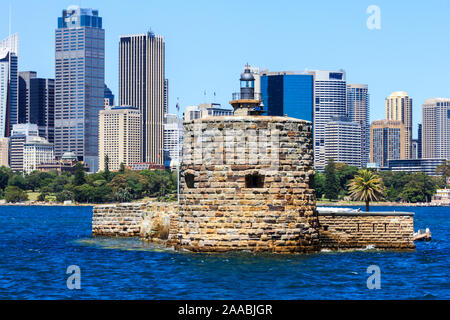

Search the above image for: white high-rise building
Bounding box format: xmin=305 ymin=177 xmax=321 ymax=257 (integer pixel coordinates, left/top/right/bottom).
xmin=23 ymin=136 xmax=54 ymax=174
xmin=0 ymin=34 xmax=19 ymax=138
xmin=0 ymin=137 xmax=8 ymax=167
xmin=183 ymin=103 xmax=233 ymax=122
xmin=306 ymin=70 xmax=347 ymax=170
xmin=163 ymin=113 xmax=182 ymax=169
xmin=324 ymin=117 xmax=362 ymax=167
xmin=422 ymin=98 xmax=450 ymax=160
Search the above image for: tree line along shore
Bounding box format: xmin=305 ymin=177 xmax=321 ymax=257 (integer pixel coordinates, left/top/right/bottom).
xmin=0 ymin=159 xmax=448 ymax=205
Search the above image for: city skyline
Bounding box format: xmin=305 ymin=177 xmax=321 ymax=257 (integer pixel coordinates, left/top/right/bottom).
xmin=1 ymin=0 xmax=449 ymax=139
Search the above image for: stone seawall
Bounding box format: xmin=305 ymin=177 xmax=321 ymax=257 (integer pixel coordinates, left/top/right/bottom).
xmin=318 ymin=211 xmax=415 ymax=250
xmin=92 ymin=203 xmax=416 ymax=251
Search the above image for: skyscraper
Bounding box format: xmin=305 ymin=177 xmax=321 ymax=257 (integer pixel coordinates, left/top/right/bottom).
xmin=99 ymin=106 xmax=141 ymax=171
xmin=422 ymin=98 xmax=450 ymax=160
xmin=306 ymin=70 xmax=347 ymax=170
xmin=385 ymin=91 xmax=412 ymax=159
xmin=164 ymin=79 xmax=169 ymax=115
xmin=0 ymin=34 xmax=18 ymax=137
xmin=370 ymin=119 xmax=405 ymax=167
xmin=163 ymin=113 xmax=182 ymax=169
xmin=18 ymin=71 xmax=37 ymax=123
xmin=324 ymin=117 xmax=362 ymax=167
xmin=260 ymin=71 xmax=314 ymax=122
xmin=55 ymin=6 xmax=105 ymax=172
xmin=417 ymin=123 xmax=422 ymax=159
xmin=119 ymin=31 xmax=165 ymax=165
xmin=19 ymin=72 xmax=55 ymax=143
xmin=347 ymin=84 xmax=369 ymax=167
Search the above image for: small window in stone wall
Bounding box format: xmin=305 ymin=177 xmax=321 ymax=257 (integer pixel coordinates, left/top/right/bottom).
xmin=245 ymin=173 xmax=265 ymax=188
xmin=185 ymin=173 xmax=195 ymax=188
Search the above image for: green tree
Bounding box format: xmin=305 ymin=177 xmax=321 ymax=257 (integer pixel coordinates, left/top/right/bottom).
xmin=435 ymin=160 xmax=450 ymax=184
xmin=119 ymin=162 xmax=125 ymax=173
xmin=324 ymin=158 xmax=339 ymax=200
xmin=348 ymin=169 xmax=385 ymax=211
xmin=8 ymin=174 xmax=27 ymax=190
xmin=56 ymin=190 xmax=75 ymax=202
xmin=103 ymin=154 xmax=111 ymax=182
xmin=4 ymin=186 xmax=28 ymax=203
xmin=399 ymin=172 xmax=437 ymax=203
xmin=0 ymin=166 xmax=11 ymax=190
xmin=314 ymin=172 xmax=325 ymax=199
xmin=73 ymin=163 xmax=86 ymax=186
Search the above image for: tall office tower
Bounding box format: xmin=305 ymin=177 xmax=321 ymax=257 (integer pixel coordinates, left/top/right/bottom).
xmin=370 ymin=119 xmax=405 ymax=167
xmin=306 ymin=70 xmax=347 ymax=170
xmin=55 ymin=6 xmax=105 ymax=172
xmin=23 ymin=136 xmax=54 ymax=174
xmin=347 ymin=84 xmax=369 ymax=167
xmin=183 ymin=103 xmax=233 ymax=121
xmin=385 ymin=91 xmax=413 ymax=159
xmin=0 ymin=34 xmax=19 ymax=137
xmin=104 ymin=84 xmax=114 ymax=108
xmin=422 ymin=98 xmax=450 ymax=159
xmin=119 ymin=31 xmax=165 ymax=165
xmin=9 ymin=123 xmax=39 ymax=171
xmin=163 ymin=113 xmax=182 ymax=169
xmin=19 ymin=73 xmax=55 ymax=143
xmin=164 ymin=79 xmax=169 ymax=114
xmin=417 ymin=123 xmax=422 ymax=159
xmin=99 ymin=106 xmax=141 ymax=171
xmin=324 ymin=117 xmax=362 ymax=167
xmin=0 ymin=137 xmax=8 ymax=167
xmin=18 ymin=71 xmax=37 ymax=123
xmin=260 ymin=71 xmax=314 ymax=121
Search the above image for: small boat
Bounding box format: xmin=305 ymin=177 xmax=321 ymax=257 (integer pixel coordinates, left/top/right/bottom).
xmin=413 ymin=228 xmax=432 ymax=241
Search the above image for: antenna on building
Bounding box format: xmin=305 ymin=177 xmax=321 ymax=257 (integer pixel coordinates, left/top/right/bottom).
xmin=9 ymin=3 xmax=12 ymax=36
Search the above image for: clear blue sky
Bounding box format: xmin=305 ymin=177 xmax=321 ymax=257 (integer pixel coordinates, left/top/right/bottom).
xmin=1 ymin=0 xmax=449 ymax=138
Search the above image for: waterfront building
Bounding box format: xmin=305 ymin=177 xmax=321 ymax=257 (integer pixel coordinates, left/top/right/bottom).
xmin=19 ymin=73 xmax=55 ymax=143
xmin=163 ymin=113 xmax=182 ymax=169
xmin=0 ymin=34 xmax=19 ymax=137
xmin=0 ymin=137 xmax=8 ymax=167
xmin=370 ymin=119 xmax=405 ymax=167
xmin=23 ymin=136 xmax=54 ymax=174
xmin=422 ymin=98 xmax=450 ymax=160
xmin=183 ymin=103 xmax=233 ymax=121
xmin=385 ymin=158 xmax=447 ymax=176
xmin=55 ymin=6 xmax=105 ymax=172
xmin=99 ymin=106 xmax=141 ymax=172
xmin=130 ymin=162 xmax=165 ymax=171
xmin=324 ymin=117 xmax=362 ymax=167
xmin=347 ymin=84 xmax=369 ymax=167
xmin=119 ymin=31 xmax=165 ymax=165
xmin=432 ymin=188 xmax=450 ymax=205
xmin=9 ymin=123 xmax=39 ymax=171
xmin=306 ymin=70 xmax=347 ymax=171
xmin=104 ymin=84 xmax=114 ymax=108
xmin=385 ymin=91 xmax=413 ymax=159
xmin=260 ymin=71 xmax=314 ymax=122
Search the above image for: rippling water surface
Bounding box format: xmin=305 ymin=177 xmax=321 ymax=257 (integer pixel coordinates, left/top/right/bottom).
xmin=0 ymin=205 xmax=448 ymax=299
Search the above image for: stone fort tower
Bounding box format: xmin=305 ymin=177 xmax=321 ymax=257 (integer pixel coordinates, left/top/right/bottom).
xmin=178 ymin=65 xmax=320 ymax=253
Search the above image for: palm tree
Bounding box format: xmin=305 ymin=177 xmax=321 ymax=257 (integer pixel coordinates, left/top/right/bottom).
xmin=347 ymin=169 xmax=385 ymax=212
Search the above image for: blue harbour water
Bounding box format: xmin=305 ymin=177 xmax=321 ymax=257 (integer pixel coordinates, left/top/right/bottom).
xmin=0 ymin=205 xmax=448 ymax=299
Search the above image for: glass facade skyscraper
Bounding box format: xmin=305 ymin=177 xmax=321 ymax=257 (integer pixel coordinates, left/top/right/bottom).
xmin=260 ymin=72 xmax=314 ymax=122
xmin=347 ymin=84 xmax=369 ymax=167
xmin=54 ymin=6 xmax=104 ymax=172
xmin=0 ymin=34 xmax=18 ymax=138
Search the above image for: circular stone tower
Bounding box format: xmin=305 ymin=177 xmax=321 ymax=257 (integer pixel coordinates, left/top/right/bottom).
xmin=178 ymin=65 xmax=320 ymax=253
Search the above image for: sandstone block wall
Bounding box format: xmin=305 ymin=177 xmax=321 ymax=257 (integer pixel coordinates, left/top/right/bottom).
xmin=318 ymin=212 xmax=415 ymax=250
xmin=92 ymin=203 xmax=146 ymax=237
xmin=179 ymin=116 xmax=320 ymax=253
